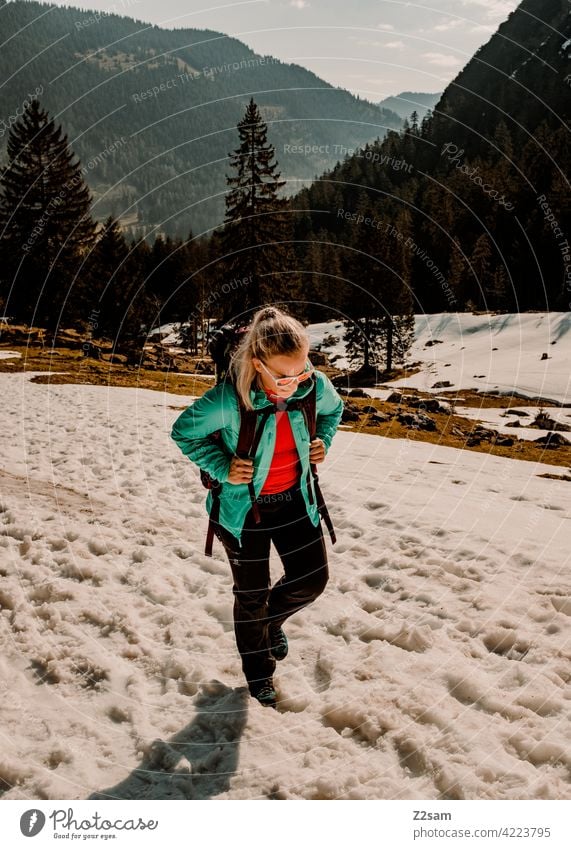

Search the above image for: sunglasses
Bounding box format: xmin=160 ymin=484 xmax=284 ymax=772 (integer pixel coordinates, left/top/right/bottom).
xmin=259 ymin=358 xmax=314 ymax=387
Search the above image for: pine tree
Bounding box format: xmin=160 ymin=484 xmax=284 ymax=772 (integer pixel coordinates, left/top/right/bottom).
xmin=220 ymin=98 xmax=301 ymax=321
xmin=489 ymin=263 xmax=512 ymax=311
xmin=384 ymin=208 xmax=415 ymax=372
xmin=469 ymin=234 xmax=492 ymax=310
xmin=0 ymin=99 xmax=96 ymax=331
xmin=87 ymin=216 xmax=153 ymax=353
xmin=447 ymin=238 xmax=468 ymax=305
xmin=341 ymin=193 xmax=414 ymax=375
xmin=341 ymin=192 xmax=387 ymax=374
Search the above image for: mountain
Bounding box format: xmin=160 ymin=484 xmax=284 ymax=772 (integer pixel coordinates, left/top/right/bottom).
xmin=378 ymin=91 xmax=441 ymax=122
xmin=292 ymin=0 xmax=571 ymax=313
xmin=0 ymin=0 xmax=402 ymax=238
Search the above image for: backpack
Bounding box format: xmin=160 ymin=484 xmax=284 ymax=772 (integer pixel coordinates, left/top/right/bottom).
xmin=199 ymin=337 xmax=336 ymax=555
xmin=206 ymin=321 xmax=250 ymax=384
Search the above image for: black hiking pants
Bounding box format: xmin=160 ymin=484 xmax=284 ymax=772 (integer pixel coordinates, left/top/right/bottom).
xmin=212 ymin=482 xmax=329 ymax=689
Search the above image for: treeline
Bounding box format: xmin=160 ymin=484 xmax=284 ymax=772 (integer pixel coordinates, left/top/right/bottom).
xmin=0 ymin=94 xmax=415 ymax=372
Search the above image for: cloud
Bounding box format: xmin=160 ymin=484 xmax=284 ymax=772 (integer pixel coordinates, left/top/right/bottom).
xmin=458 ymin=0 xmax=518 ymax=21
xmin=350 ymin=37 xmax=404 ymax=49
xmin=289 ymin=0 xmax=309 ymax=8
xmin=377 ymin=23 xmax=395 ymax=31
xmin=421 ymin=52 xmax=462 ymax=68
xmin=432 ymin=19 xmax=464 ymax=32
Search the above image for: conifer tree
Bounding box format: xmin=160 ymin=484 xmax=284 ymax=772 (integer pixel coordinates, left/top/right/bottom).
xmin=88 ymin=216 xmax=153 ymax=354
xmin=0 ymin=99 xmax=96 ymax=331
xmin=469 ymin=233 xmax=492 ymax=310
xmin=341 ymin=194 xmax=414 ymax=375
xmin=220 ymin=98 xmax=301 ymax=321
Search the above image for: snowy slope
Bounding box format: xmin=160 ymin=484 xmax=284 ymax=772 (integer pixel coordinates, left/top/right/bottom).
xmin=0 ymin=371 xmax=570 ymax=800
xmin=315 ymin=313 xmax=571 ymax=404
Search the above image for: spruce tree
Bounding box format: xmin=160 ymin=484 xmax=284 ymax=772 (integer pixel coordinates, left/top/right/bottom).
xmin=342 ymin=194 xmax=415 ymax=375
xmin=0 ymin=99 xmax=96 ymax=332
xmin=469 ymin=234 xmax=492 ymax=310
xmin=342 ymin=192 xmax=390 ymax=375
xmin=220 ymin=98 xmax=301 ymax=321
xmin=87 ymin=216 xmax=153 ymax=355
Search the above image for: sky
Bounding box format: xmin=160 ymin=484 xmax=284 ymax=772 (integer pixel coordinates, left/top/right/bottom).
xmin=46 ymin=0 xmax=522 ymax=99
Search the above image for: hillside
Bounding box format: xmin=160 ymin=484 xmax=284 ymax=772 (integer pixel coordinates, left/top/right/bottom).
xmin=0 ymin=0 xmax=402 ymax=238
xmin=378 ymin=91 xmax=441 ymax=121
xmin=293 ymin=0 xmax=571 ymax=313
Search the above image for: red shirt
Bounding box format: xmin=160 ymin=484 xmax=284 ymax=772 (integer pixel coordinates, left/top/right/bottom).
xmin=259 ymin=386 xmax=300 ymax=494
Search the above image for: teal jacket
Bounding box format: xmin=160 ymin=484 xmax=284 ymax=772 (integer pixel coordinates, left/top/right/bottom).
xmin=170 ymin=369 xmax=344 ymax=549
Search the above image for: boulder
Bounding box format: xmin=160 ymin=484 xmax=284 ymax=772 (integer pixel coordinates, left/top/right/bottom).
xmin=341 ymin=408 xmax=360 ymax=423
xmin=308 ymin=349 xmax=329 ymax=366
xmin=396 ymin=411 xmax=437 ymax=431
xmin=534 ymin=431 xmax=570 ymax=448
xmin=343 ymin=388 xmax=371 ymax=399
xmin=491 ymin=433 xmax=514 ymax=446
xmin=371 ymin=412 xmax=390 ymax=424
xmin=386 ymin=391 xmax=403 ymax=403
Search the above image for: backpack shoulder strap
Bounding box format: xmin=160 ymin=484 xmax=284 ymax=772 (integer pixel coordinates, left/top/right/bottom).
xmin=232 ymin=378 xmax=275 ymax=459
xmin=296 ymin=377 xmax=317 ymax=439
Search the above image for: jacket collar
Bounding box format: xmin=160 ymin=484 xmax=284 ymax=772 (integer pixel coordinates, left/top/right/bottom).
xmin=249 ymin=372 xmax=316 ymax=409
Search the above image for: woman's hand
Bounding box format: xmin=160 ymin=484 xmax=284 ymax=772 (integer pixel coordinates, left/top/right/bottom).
xmin=309 ymin=437 xmax=326 ymax=464
xmin=226 ymin=455 xmax=254 ymax=484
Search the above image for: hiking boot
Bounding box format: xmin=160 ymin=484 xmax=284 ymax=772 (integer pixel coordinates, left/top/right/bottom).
xmin=269 ymin=625 xmax=288 ymax=661
xmin=249 ymin=678 xmax=277 ymax=708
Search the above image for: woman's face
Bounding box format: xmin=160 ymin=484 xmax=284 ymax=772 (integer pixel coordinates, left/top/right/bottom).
xmin=252 ymin=345 xmax=311 ymax=398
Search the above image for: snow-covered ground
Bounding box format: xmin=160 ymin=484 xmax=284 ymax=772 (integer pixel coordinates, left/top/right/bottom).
xmin=455 ymin=406 xmax=571 ymax=441
xmin=0 ymin=351 xmax=21 ymax=360
xmin=0 ymin=312 xmax=570 ymax=801
xmin=315 ymin=313 xmax=571 ymax=404
xmin=392 ymin=313 xmax=571 ymax=404
xmin=0 ymin=365 xmax=570 ymax=801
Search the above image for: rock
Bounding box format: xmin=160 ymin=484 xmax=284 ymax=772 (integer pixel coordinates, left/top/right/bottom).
xmin=424 ymin=339 xmax=443 ymax=346
xmin=534 ymin=431 xmax=570 ymax=448
xmin=344 ymin=388 xmax=371 ymax=398
xmin=397 ymin=411 xmax=437 ymax=431
xmin=435 ymin=401 xmax=452 ymax=414
xmin=308 ymin=349 xmax=329 ymax=366
xmin=361 ymin=405 xmax=378 ymax=414
xmin=407 ymin=397 xmax=442 ymax=413
xmin=491 ymin=434 xmax=514 ymax=446
xmin=540 ymin=352 xmax=549 ymax=360
xmin=371 ymin=412 xmax=389 ymax=423
xmin=504 ymin=420 xmax=521 ymax=428
xmin=386 ymin=391 xmax=403 ymax=403
xmin=341 ymin=408 xmax=360 ymax=423
xmin=466 ymin=425 xmax=497 ymax=445
xmin=432 ymin=380 xmax=453 ymax=388
xmin=503 ymin=409 xmax=529 ymax=417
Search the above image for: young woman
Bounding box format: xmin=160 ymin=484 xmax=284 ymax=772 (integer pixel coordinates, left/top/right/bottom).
xmin=171 ymin=306 xmax=344 ymax=708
